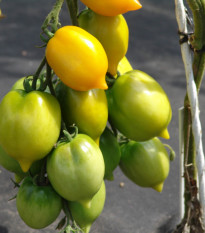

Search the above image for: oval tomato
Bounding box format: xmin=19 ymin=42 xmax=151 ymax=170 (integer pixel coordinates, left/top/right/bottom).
xmin=0 ymin=145 xmax=44 ymax=183
xmin=47 ymin=134 xmax=105 ymax=208
xmin=0 ymin=90 xmax=61 ymax=172
xmin=117 ymin=56 xmax=133 ymax=75
xmin=78 ymin=9 xmax=129 ymax=76
xmin=69 ymin=181 xmax=106 ymax=233
xmin=0 ymin=145 xmax=25 ymax=176
xmin=120 ymin=137 xmax=170 ymax=192
xmin=55 ymin=81 xmax=108 ymax=145
xmin=46 ymin=26 xmax=108 ymax=91
xmin=106 ymin=70 xmax=172 ymax=141
xmin=80 ymin=0 xmax=142 ymax=16
xmin=99 ymin=127 xmax=121 ymax=180
xmin=16 ymin=176 xmax=62 ymax=229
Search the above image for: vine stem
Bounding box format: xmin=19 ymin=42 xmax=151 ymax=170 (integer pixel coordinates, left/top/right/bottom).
xmin=46 ymin=62 xmax=56 ymax=96
xmin=32 ymin=56 xmax=46 ymax=90
xmin=65 ymin=0 xmax=79 ymax=26
xmin=175 ymin=0 xmax=205 ymax=227
xmin=41 ymin=0 xmax=64 ymax=33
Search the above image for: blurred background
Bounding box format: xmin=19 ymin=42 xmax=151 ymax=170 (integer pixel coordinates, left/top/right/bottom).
xmin=1 ymin=0 xmax=204 ymax=232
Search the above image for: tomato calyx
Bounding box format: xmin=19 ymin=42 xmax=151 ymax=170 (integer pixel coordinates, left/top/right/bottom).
xmin=56 ymin=126 xmax=79 ymax=147
xmin=23 ymin=76 xmax=47 ymax=93
xmin=106 ymin=72 xmax=119 ymax=88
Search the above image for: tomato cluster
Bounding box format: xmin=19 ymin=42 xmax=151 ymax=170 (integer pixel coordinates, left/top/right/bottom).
xmin=0 ymin=1 xmax=173 ymax=232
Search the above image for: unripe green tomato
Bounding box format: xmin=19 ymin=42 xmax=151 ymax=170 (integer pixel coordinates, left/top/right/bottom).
xmin=55 ymin=81 xmax=108 ymax=145
xmin=69 ymin=181 xmax=106 ymax=233
xmin=106 ymin=70 xmax=172 ymax=141
xmin=99 ymin=127 xmax=121 ymax=180
xmin=0 ymin=89 xmax=61 ymax=172
xmin=120 ymin=137 xmax=170 ymax=192
xmin=0 ymin=145 xmax=25 ymax=176
xmin=16 ymin=176 xmax=62 ymax=229
xmin=47 ymin=134 xmax=105 ymax=208
xmin=0 ymin=145 xmax=44 ymax=183
xmin=78 ymin=9 xmax=129 ymax=76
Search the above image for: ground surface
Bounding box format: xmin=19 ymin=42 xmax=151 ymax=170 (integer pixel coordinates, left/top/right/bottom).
xmin=0 ymin=0 xmax=205 ymax=233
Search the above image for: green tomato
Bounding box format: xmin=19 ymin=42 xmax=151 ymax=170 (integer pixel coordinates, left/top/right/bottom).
xmin=47 ymin=134 xmax=105 ymax=208
xmin=78 ymin=9 xmax=129 ymax=76
xmin=0 ymin=145 xmax=25 ymax=175
xmin=11 ymin=77 xmax=28 ymax=90
xmin=55 ymin=81 xmax=108 ymax=145
xmin=69 ymin=181 xmax=106 ymax=233
xmin=99 ymin=127 xmax=121 ymax=180
xmin=0 ymin=145 xmax=44 ymax=183
xmin=120 ymin=137 xmax=170 ymax=192
xmin=16 ymin=176 xmax=62 ymax=229
xmin=106 ymin=70 xmax=172 ymax=141
xmin=0 ymin=90 xmax=61 ymax=172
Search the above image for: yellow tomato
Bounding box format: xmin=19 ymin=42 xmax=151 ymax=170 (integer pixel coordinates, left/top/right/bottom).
xmin=80 ymin=0 xmax=142 ymax=16
xmin=117 ymin=56 xmax=133 ymax=74
xmin=79 ymin=9 xmax=129 ymax=76
xmin=46 ymin=26 xmax=108 ymax=91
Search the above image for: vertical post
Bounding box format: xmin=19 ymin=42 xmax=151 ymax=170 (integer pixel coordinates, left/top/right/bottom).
xmin=179 ymin=107 xmax=185 ymax=220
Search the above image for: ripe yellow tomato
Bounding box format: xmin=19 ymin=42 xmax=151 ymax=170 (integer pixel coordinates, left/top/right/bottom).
xmin=46 ymin=26 xmax=108 ymax=91
xmin=80 ymin=0 xmax=142 ymax=16
xmin=79 ymin=9 xmax=129 ymax=76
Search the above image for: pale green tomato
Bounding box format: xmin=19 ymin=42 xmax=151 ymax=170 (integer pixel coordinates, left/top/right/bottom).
xmin=69 ymin=181 xmax=106 ymax=233
xmin=120 ymin=137 xmax=170 ymax=192
xmin=0 ymin=90 xmax=61 ymax=172
xmin=47 ymin=134 xmax=105 ymax=208
xmin=106 ymin=70 xmax=172 ymax=141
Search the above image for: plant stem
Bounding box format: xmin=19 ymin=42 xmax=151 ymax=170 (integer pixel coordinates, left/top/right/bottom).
xmin=65 ymin=0 xmax=79 ymax=26
xmin=42 ymin=0 xmax=64 ymax=33
xmin=193 ymin=51 xmax=205 ymax=91
xmin=186 ymin=0 xmax=205 ymax=50
xmin=32 ymin=56 xmax=46 ymax=90
xmin=46 ymin=62 xmax=56 ymax=96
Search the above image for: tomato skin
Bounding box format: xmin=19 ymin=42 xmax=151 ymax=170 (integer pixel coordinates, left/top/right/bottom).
xmin=80 ymin=0 xmax=142 ymax=16
xmin=106 ymin=70 xmax=172 ymax=141
xmin=16 ymin=176 xmax=62 ymax=229
xmin=0 ymin=90 xmax=61 ymax=172
xmin=78 ymin=9 xmax=129 ymax=76
xmin=0 ymin=145 xmax=44 ymax=182
xmin=0 ymin=145 xmax=25 ymax=176
xmin=46 ymin=26 xmax=108 ymax=91
xmin=47 ymin=134 xmax=105 ymax=208
xmin=69 ymin=181 xmax=106 ymax=233
xmin=120 ymin=138 xmax=170 ymax=192
xmin=55 ymin=81 xmax=108 ymax=145
xmin=117 ymin=56 xmax=133 ymax=75
xmin=99 ymin=128 xmax=121 ymax=180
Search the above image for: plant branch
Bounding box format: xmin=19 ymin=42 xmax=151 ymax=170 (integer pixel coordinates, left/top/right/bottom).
xmin=65 ymin=0 xmax=79 ymax=26
xmin=32 ymin=56 xmax=46 ymax=90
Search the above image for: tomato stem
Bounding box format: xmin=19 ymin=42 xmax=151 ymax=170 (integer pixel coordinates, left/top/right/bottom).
xmin=46 ymin=62 xmax=56 ymax=96
xmin=163 ymin=144 xmax=176 ymax=161
xmin=65 ymin=0 xmax=79 ymax=26
xmin=63 ymin=130 xmax=73 ymax=142
xmin=41 ymin=0 xmax=64 ymax=35
xmin=32 ymin=56 xmax=46 ymax=90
